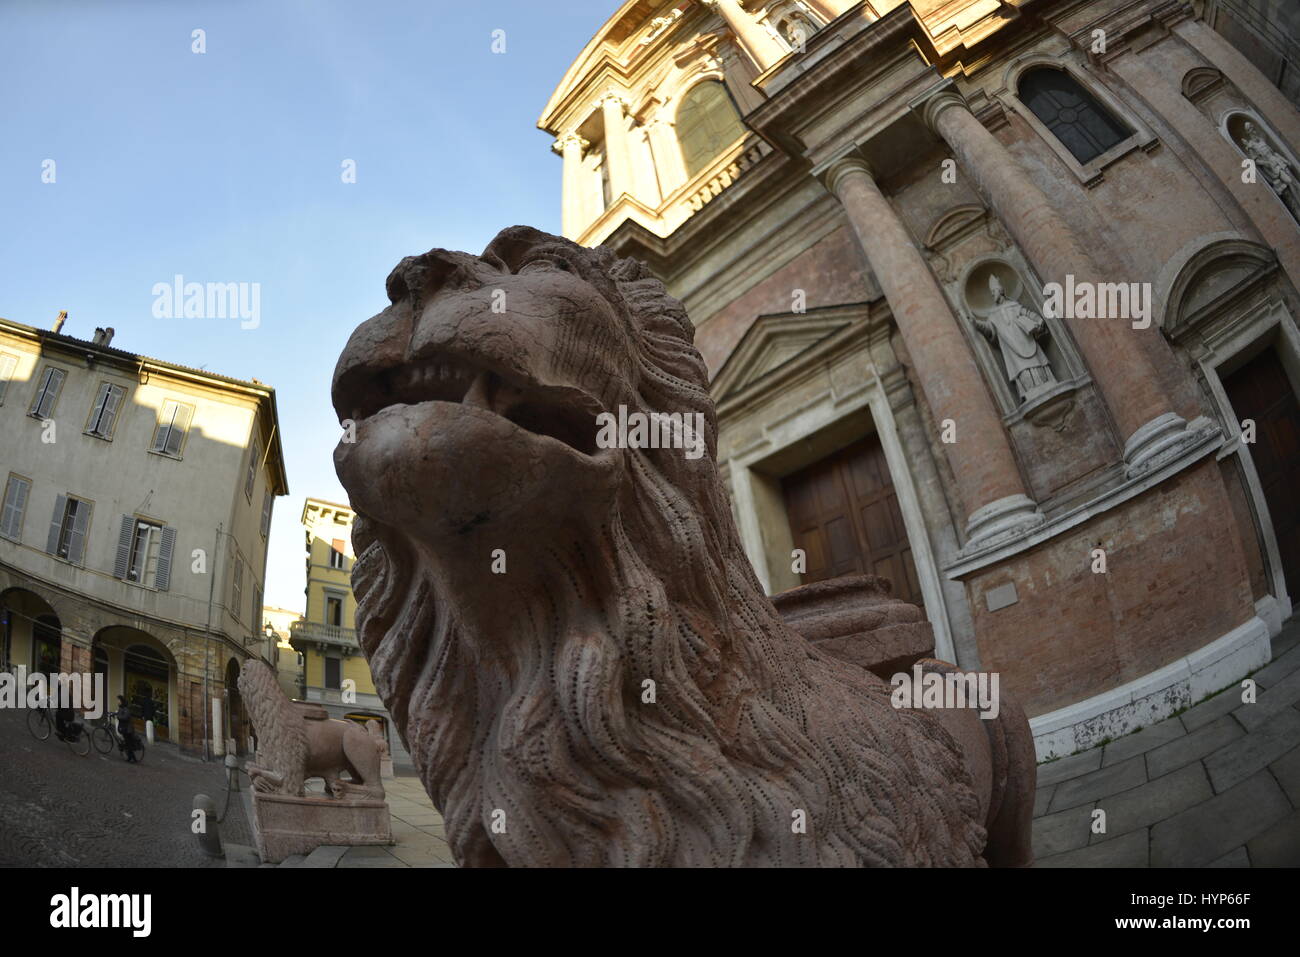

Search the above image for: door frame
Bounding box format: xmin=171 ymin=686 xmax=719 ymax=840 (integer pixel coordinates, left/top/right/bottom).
xmin=724 ymin=373 xmax=955 ymax=662
xmin=1201 ymin=303 xmax=1300 ymax=627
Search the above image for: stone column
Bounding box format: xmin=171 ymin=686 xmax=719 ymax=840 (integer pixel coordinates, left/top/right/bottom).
xmin=553 ymin=132 xmax=589 ymax=239
xmin=923 ymin=91 xmax=1203 ymax=476
xmin=824 ymin=156 xmax=1043 ymax=547
xmin=597 ymin=93 xmax=634 ymax=203
xmin=702 ymin=0 xmax=787 ymax=72
xmin=646 ymin=115 xmax=688 ymax=198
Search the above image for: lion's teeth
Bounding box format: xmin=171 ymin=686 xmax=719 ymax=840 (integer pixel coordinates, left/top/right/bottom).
xmin=462 ymin=370 xmax=493 ymax=409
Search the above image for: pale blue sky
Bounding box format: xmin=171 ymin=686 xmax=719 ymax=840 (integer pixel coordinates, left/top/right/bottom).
xmin=0 ymin=0 xmax=615 ymax=611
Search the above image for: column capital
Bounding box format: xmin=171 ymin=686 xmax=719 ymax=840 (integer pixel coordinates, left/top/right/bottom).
xmin=919 ymin=89 xmax=970 ymax=135
xmin=594 ymin=91 xmax=629 ymax=113
xmin=816 ymin=152 xmax=875 ymax=195
xmin=551 ymin=132 xmax=589 ymax=155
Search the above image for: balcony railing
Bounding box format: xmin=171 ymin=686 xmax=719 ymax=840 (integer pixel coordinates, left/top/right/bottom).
xmin=289 ymin=620 xmax=358 ymax=653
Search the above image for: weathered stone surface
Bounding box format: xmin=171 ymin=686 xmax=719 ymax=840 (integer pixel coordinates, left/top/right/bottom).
xmin=331 ymin=226 xmax=1038 ymax=867
xmin=1268 ymin=745 xmax=1300 ymax=806
xmin=1204 ymin=707 xmax=1300 ymax=792
xmin=1033 ymin=785 xmax=1054 ymax=819
xmin=1035 ymin=828 xmax=1149 ymax=868
xmin=1206 ymin=846 xmax=1250 ymax=867
xmin=1245 ymin=809 xmax=1300 ymax=866
xmin=1031 ymin=805 xmax=1093 ymax=857
xmin=1179 ymin=687 xmax=1244 ymax=732
xmin=1150 ymin=770 xmax=1291 ymax=867
xmin=1235 ymin=665 xmax=1300 ymax=730
xmin=1252 ymin=639 xmax=1300 ymax=689
xmin=1049 ymin=755 xmax=1147 ymax=812
xmin=251 ymin=792 xmax=392 ymax=864
xmin=1036 ymin=747 xmax=1103 ymax=788
xmin=1090 ymin=762 xmax=1212 ymax=843
xmin=1145 ymin=714 xmax=1244 ymax=779
xmin=1100 ymin=719 xmax=1187 ymax=766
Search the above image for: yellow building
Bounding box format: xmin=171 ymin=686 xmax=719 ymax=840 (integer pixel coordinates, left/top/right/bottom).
xmin=290 ymin=498 xmax=408 ymax=767
xmin=261 ymin=604 xmax=303 ymax=701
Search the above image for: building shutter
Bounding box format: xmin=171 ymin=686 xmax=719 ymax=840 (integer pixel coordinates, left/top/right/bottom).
xmin=66 ymin=500 xmax=91 ymax=565
xmin=114 ymin=515 xmax=134 ymax=579
xmin=155 ymin=526 xmax=177 ymax=591
xmin=98 ymin=385 xmax=123 ymax=435
xmin=1 ymin=477 xmax=28 ymax=539
xmin=46 ymin=494 xmax=67 ymax=555
xmin=0 ymin=354 xmax=17 ymax=404
xmin=260 ymin=490 xmax=272 ymax=537
xmin=166 ymin=403 xmax=192 ymax=455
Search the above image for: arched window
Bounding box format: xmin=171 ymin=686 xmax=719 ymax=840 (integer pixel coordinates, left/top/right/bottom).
xmin=676 ymin=80 xmax=745 ymax=179
xmin=1018 ymin=67 xmax=1130 ymax=165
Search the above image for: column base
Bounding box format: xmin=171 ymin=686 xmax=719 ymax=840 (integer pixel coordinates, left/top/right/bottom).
xmin=961 ymin=493 xmax=1045 ymax=553
xmin=1123 ymin=412 xmax=1220 ymax=478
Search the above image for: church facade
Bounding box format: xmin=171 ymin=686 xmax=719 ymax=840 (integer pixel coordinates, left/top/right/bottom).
xmin=539 ymin=0 xmax=1300 ymax=759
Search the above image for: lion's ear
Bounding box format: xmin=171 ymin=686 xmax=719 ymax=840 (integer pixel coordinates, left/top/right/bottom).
xmin=609 ymin=257 xmax=649 ymax=283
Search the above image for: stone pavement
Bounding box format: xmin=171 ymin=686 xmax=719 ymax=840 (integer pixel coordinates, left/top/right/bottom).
xmin=0 ymin=707 xmax=235 ymax=867
xmin=1033 ymin=615 xmax=1300 ymax=867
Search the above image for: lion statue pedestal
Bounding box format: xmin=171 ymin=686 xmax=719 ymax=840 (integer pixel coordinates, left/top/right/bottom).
xmin=236 ymin=661 xmax=392 ymax=863
xmin=331 ymin=225 xmax=1036 ymax=867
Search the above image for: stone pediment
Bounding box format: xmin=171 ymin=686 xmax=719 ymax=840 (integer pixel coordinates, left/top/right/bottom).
xmin=711 ymin=309 xmax=858 ymax=402
xmin=1161 ymin=237 xmax=1278 ymax=341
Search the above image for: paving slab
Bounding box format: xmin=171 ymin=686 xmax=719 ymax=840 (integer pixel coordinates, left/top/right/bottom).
xmin=1036 ymin=827 xmax=1148 ymax=868
xmin=1206 ymin=846 xmax=1250 ymax=867
xmin=1090 ymin=762 xmax=1212 ymax=843
xmin=1267 ymin=744 xmax=1300 ymax=806
xmin=1032 ymin=805 xmax=1094 ymax=858
xmin=1245 ymin=809 xmax=1300 ymax=867
xmin=1234 ymin=665 xmax=1300 ymax=731
xmin=1036 ymin=748 xmax=1104 ymax=788
xmin=1203 ymin=707 xmax=1300 ymax=793
xmin=1033 ymin=785 xmax=1054 ymax=819
xmin=1150 ymin=770 xmax=1291 ymax=867
xmin=1178 ymin=687 xmax=1244 ymax=733
xmin=1100 ymin=719 xmax=1187 ymax=766
xmin=1145 ymin=714 xmax=1244 ymax=779
xmin=1049 ymin=755 xmax=1147 ymax=812
xmin=1251 ymin=640 xmax=1300 ymax=689
xmin=302 ymin=845 xmax=349 ymax=868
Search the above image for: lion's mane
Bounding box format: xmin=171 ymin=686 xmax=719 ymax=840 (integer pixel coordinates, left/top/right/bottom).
xmin=238 ymin=660 xmax=308 ymax=796
xmin=351 ymin=226 xmax=987 ymax=866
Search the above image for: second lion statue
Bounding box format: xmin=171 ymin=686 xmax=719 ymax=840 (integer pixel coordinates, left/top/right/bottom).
xmin=331 ymin=225 xmax=1036 ymax=867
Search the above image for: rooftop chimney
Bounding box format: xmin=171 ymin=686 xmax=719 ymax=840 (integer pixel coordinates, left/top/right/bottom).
xmin=101 ymin=327 xmax=115 ymax=347
xmin=92 ymin=327 xmax=106 ymax=345
xmin=52 ymin=310 xmax=67 ymax=334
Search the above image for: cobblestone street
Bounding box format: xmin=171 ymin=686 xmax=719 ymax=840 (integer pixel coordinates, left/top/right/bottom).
xmin=0 ymin=708 xmax=237 ymax=868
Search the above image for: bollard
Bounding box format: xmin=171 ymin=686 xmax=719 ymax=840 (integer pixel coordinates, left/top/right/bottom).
xmin=193 ymin=794 xmax=224 ymax=858
xmin=145 ymin=719 xmax=155 ymax=746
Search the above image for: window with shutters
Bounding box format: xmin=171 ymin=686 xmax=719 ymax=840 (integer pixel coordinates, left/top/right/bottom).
xmin=245 ymin=434 xmax=261 ymax=500
xmin=85 ymin=382 xmax=126 ymax=439
xmin=150 ymin=399 xmax=194 ymax=458
xmin=48 ymin=495 xmax=93 ymax=565
xmin=231 ymin=553 xmax=244 ymax=622
xmin=0 ymin=353 xmax=17 ymax=405
xmin=1 ymin=474 xmax=31 ymax=541
xmin=260 ymin=489 xmax=273 ymax=538
xmin=28 ymin=366 xmax=66 ymax=419
xmin=676 ymin=80 xmax=746 ymax=179
xmin=1017 ymin=67 xmax=1130 ymax=166
xmin=328 ymin=539 xmax=346 ymax=570
xmin=122 ymin=520 xmax=162 ymax=584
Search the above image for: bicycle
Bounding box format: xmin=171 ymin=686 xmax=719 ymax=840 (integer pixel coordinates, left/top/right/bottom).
xmin=27 ymin=707 xmax=91 ymax=756
xmin=91 ymin=715 xmax=145 ymax=763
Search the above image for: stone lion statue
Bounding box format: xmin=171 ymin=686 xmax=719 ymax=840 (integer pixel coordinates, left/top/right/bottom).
xmin=330 ymin=225 xmax=1035 ymax=866
xmin=237 ymin=660 xmax=385 ymax=801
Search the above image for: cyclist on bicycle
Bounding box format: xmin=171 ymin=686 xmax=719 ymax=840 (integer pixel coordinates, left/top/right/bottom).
xmin=116 ymin=695 xmax=140 ymax=763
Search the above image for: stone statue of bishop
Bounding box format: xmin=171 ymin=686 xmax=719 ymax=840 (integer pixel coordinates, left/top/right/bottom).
xmin=973 ymin=275 xmax=1056 ymax=402
xmin=1240 ymin=121 xmax=1300 ymax=223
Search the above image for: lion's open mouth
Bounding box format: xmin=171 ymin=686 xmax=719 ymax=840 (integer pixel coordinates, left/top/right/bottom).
xmin=337 ymin=355 xmax=603 ymax=456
